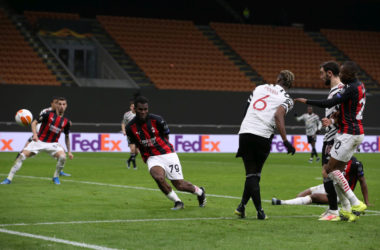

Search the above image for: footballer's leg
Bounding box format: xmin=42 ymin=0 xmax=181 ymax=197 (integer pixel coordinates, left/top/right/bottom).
xmin=53 ymin=151 xmax=67 ymax=185
xmin=1 ymin=150 xmax=34 ymax=184
xmin=273 ymin=188 xmax=313 ymax=205
xmin=150 ymin=166 xmax=183 ymax=210
xmin=171 ymin=179 xmax=206 ymax=207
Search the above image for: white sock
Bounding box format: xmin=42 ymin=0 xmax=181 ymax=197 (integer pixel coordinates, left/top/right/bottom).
xmin=193 ymin=185 xmax=203 ymax=196
xmin=166 ymin=190 xmax=181 ymax=202
xmin=329 ymin=170 xmax=360 ymax=206
xmin=334 ymin=183 xmax=351 ymax=211
xmin=7 ymin=153 xmax=26 ymax=181
xmin=281 ymin=195 xmax=312 ymax=205
xmin=54 ymin=156 xmax=66 ymax=178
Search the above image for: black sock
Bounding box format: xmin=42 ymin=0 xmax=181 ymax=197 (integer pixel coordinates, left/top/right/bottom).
xmin=241 ymin=175 xmax=253 ymax=206
xmin=311 ymin=147 xmax=318 ymax=158
xmin=324 ymin=178 xmax=338 ymax=210
xmin=250 ymin=175 xmax=262 ymax=212
xmin=129 ymin=154 xmax=136 ymax=167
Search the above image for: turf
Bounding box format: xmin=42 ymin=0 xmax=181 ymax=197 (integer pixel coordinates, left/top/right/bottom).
xmin=0 ymin=152 xmax=379 ymax=249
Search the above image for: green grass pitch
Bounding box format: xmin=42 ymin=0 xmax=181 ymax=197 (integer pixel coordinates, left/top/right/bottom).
xmin=0 ymin=152 xmax=379 ymax=249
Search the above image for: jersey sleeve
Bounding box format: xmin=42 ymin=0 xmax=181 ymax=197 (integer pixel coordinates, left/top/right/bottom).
xmin=122 ymin=112 xmax=129 ymax=125
xmin=356 ymin=161 xmax=364 ymax=177
xmin=126 ymin=125 xmax=137 ymax=145
xmin=37 ymin=111 xmax=50 ymax=123
xmin=64 ymin=121 xmax=71 ymax=135
xmin=281 ymin=97 xmax=294 ymax=114
xmin=156 ymin=116 xmax=170 ymax=135
xmin=306 ymin=85 xmax=354 ymax=108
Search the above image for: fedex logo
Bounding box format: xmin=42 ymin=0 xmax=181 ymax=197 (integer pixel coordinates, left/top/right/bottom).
xmin=358 ymin=136 xmax=380 ymax=152
xmin=174 ymin=135 xmax=220 ymax=152
xmin=1 ymin=139 xmax=13 ymax=151
xmin=271 ymin=135 xmax=311 ymax=152
xmin=72 ymin=133 xmax=122 ymax=152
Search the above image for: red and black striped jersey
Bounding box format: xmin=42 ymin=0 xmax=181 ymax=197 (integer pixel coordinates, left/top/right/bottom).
xmin=344 ymin=156 xmax=364 ymax=191
xmin=126 ymin=114 xmax=175 ymax=163
xmin=306 ymin=80 xmax=366 ymax=135
xmin=37 ymin=111 xmax=71 ymax=143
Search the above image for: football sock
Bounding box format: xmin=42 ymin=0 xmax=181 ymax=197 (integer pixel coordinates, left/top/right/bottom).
xmin=166 ymin=190 xmax=181 ymax=202
xmin=249 ymin=175 xmax=262 ymax=212
xmin=241 ymin=174 xmax=255 ymax=206
xmin=323 ymin=177 xmax=338 ymax=210
xmin=311 ymin=148 xmax=318 ymax=158
xmin=281 ymin=195 xmax=312 ymax=205
xmin=193 ymin=185 xmax=203 ymax=196
xmin=329 ymin=170 xmax=360 ymax=206
xmin=54 ymin=155 xmax=66 ymax=178
xmin=8 ymin=153 xmax=26 ymax=181
xmin=334 ymin=183 xmax=351 ymax=211
xmin=128 ymin=154 xmax=136 ymax=167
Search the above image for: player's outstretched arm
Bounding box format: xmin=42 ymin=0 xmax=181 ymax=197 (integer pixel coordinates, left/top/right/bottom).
xmin=358 ymin=176 xmax=370 ymax=206
xmin=65 ymin=133 xmax=74 ymax=160
xmin=31 ymin=120 xmax=39 ymax=141
xmin=275 ymin=106 xmax=295 ymax=155
xmin=121 ymin=121 xmax=126 ymax=136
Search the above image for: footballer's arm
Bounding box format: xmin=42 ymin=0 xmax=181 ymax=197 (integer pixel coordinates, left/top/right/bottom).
xmin=31 ymin=120 xmax=39 ymax=141
xmin=358 ymin=175 xmax=370 ymax=206
xmin=65 ymin=133 xmax=74 ymax=160
xmin=275 ymin=106 xmax=295 ymax=154
xmin=275 ymin=106 xmax=288 ymax=142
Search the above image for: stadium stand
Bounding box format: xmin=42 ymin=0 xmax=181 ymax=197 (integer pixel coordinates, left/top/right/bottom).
xmin=321 ymin=29 xmax=380 ymax=86
xmin=210 ymin=23 xmax=335 ymax=88
xmin=97 ymin=16 xmax=254 ymax=91
xmin=0 ymin=9 xmax=60 ymax=86
xmin=24 ymin=11 xmax=80 ymax=26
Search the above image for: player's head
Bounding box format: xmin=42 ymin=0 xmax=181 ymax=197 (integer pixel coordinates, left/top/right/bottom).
xmin=340 ymin=61 xmax=359 ymax=84
xmin=56 ymin=97 xmax=67 ymax=115
xmin=134 ymin=96 xmax=149 ymax=122
xmin=320 ymin=61 xmax=340 ymax=86
xmin=129 ymin=101 xmax=135 ymax=113
xmin=307 ymin=106 xmax=313 ymax=114
xmin=277 ymin=70 xmax=294 ymax=89
xmin=51 ymin=96 xmax=59 ymax=110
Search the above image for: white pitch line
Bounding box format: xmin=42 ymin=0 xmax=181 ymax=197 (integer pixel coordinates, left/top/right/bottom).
xmin=1 ymin=174 xmax=380 ymax=215
xmin=1 ymin=213 xmax=380 ymax=228
xmin=0 ymin=228 xmax=118 ymax=250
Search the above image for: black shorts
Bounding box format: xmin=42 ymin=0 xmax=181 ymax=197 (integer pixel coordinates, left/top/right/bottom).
xmin=236 ymin=133 xmax=272 ymax=169
xmin=307 ymin=135 xmax=316 ymax=144
xmin=321 ymin=140 xmax=334 ymax=165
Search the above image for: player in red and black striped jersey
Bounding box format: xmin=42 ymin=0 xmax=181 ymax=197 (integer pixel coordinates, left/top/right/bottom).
xmin=272 ymin=156 xmax=369 ymax=206
xmin=37 ymin=110 xmax=71 ymax=143
xmin=126 ymin=113 xmax=174 ymax=163
xmin=1 ymin=97 xmax=73 ymax=185
xmin=295 ymin=61 xmax=367 ymax=220
xmin=126 ymin=96 xmax=206 ymax=210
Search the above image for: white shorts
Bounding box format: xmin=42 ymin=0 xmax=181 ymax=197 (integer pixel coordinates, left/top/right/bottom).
xmin=330 ymin=133 xmax=364 ymax=162
xmin=147 ymin=153 xmax=184 ymax=180
xmin=309 ymin=184 xmax=341 ymax=202
xmin=24 ymin=140 xmax=65 ymax=157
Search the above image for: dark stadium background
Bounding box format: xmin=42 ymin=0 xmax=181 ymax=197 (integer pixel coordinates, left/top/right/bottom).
xmin=1 ymin=0 xmax=380 ymax=134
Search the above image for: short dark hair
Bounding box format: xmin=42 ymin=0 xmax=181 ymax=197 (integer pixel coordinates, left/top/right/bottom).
xmin=278 ymin=70 xmax=294 ymax=89
xmin=320 ymin=61 xmax=340 ymax=76
xmin=134 ymin=95 xmax=149 ymax=107
xmin=342 ymin=61 xmax=359 ymax=76
xmin=57 ymin=97 xmax=67 ymax=102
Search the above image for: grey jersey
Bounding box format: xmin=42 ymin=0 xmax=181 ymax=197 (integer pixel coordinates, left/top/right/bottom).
xmin=324 ymin=83 xmax=344 ymax=142
xmin=122 ymin=111 xmax=136 ymax=126
xmin=296 ymin=113 xmax=322 ymax=136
